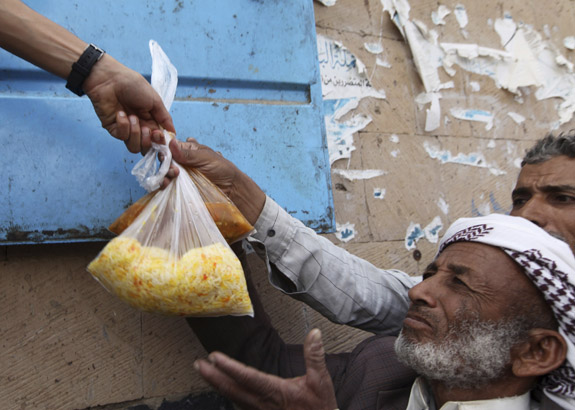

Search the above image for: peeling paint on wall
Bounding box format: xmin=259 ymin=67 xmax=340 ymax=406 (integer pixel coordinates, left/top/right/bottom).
xmin=315 ymin=0 xmax=337 ymax=6
xmin=564 ymin=36 xmax=575 ymax=51
xmin=405 ymin=222 xmax=424 ymax=250
xmin=454 ymin=4 xmax=468 ymax=28
xmin=365 ymin=42 xmax=384 ymax=55
xmin=423 ymin=216 xmax=443 ymax=243
xmin=317 ymin=34 xmax=386 ymax=101
xmin=404 ymin=216 xmax=443 ymax=250
xmin=507 ymin=112 xmax=526 ymax=124
xmin=423 ymin=141 xmax=506 ymax=175
xmin=431 ymin=5 xmax=450 ymax=26
xmin=437 ymin=196 xmax=450 ymax=215
xmin=336 ymin=222 xmax=355 ymax=242
xmin=323 ymin=99 xmax=371 ymax=164
xmin=382 ymin=1 xmax=575 ymax=130
xmin=471 ymin=192 xmax=509 ymax=216
xmin=318 ymin=35 xmax=385 ymax=165
xmin=376 ymin=57 xmax=392 ymax=68
xmin=449 ymin=108 xmax=494 ymax=130
xmin=332 ymin=169 xmax=387 ymax=181
xmin=374 ymin=188 xmax=386 ymax=200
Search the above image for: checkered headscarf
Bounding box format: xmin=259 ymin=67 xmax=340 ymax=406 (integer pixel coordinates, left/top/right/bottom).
xmin=438 ymin=214 xmax=575 ymax=408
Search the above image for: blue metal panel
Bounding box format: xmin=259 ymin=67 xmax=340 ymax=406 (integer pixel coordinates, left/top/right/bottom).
xmin=0 ymin=0 xmax=334 ymax=244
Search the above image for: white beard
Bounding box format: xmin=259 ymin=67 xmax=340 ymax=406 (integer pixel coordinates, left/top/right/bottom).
xmin=394 ymin=314 xmax=529 ymax=389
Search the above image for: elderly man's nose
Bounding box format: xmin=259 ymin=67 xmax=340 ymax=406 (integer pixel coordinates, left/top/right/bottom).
xmin=408 ymin=278 xmax=438 ymax=307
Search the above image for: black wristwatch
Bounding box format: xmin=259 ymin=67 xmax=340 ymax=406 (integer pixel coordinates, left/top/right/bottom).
xmin=65 ymin=43 xmax=105 ymax=96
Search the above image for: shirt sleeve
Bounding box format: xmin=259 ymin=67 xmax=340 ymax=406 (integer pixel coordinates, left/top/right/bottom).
xmin=247 ymin=196 xmax=420 ymax=335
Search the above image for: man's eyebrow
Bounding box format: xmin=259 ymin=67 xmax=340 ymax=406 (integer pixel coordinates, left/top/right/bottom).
xmin=512 ymin=184 xmax=575 ymax=196
xmin=511 ymin=186 xmax=530 ymax=197
xmin=447 ymin=263 xmax=470 ymax=276
xmin=539 ymin=184 xmax=575 ymax=193
xmin=424 ymin=262 xmax=438 ymax=272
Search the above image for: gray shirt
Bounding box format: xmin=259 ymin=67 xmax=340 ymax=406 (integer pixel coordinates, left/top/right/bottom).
xmin=247 ymin=196 xmax=418 ymax=335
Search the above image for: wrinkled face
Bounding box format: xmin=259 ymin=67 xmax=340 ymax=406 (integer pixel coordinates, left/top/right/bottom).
xmin=511 ymin=156 xmax=575 ymax=252
xmin=396 ymin=242 xmax=535 ymax=387
xmin=402 ymin=242 xmax=527 ymax=344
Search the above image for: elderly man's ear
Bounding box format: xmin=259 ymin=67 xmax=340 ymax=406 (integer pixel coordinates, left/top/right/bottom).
xmin=511 ymin=329 xmax=568 ymax=377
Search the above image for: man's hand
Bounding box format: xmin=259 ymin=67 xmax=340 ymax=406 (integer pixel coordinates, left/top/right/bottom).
xmin=83 ymin=55 xmax=175 ymax=154
xmin=194 ymin=329 xmax=338 ymax=410
xmin=155 ymin=134 xmax=266 ymax=225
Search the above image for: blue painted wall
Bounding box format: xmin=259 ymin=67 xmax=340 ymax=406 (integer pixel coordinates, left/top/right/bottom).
xmin=0 ymin=0 xmax=334 ymax=244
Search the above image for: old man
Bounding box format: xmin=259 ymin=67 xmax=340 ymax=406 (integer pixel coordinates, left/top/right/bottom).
xmin=194 ymin=214 xmax=575 ymax=409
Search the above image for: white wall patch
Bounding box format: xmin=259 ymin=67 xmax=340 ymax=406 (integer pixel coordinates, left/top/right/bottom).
xmin=336 ymin=222 xmax=356 ymax=242
xmin=317 ymin=34 xmax=386 ymax=101
xmin=404 ymin=216 xmax=443 ymax=250
xmin=332 ymin=169 xmax=387 ymax=181
xmin=437 ymin=196 xmax=450 ymax=215
xmin=424 ymin=141 xmax=506 ymax=175
xmin=374 ymin=188 xmax=386 ymax=199
xmin=564 ymin=36 xmax=575 ymax=50
xmin=423 ymin=216 xmax=443 ymax=243
xmin=364 ymin=42 xmax=384 ymax=54
xmin=405 ymin=222 xmax=424 ymax=250
xmin=507 ymin=112 xmax=526 ymax=124
xmin=431 ymin=5 xmax=451 ymax=26
xmin=454 ymin=4 xmax=468 ymax=28
xmin=449 ymin=108 xmax=494 ymax=130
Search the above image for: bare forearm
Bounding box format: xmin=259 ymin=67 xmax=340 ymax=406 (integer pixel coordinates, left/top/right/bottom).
xmin=0 ymin=0 xmax=87 ymax=78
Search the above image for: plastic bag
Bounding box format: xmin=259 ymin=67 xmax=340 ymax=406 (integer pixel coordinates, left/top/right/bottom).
xmin=87 ymin=40 xmax=253 ymax=317
xmin=108 ymin=166 xmax=254 ymax=244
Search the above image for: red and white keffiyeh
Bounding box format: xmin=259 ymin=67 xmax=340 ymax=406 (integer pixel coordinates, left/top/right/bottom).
xmin=438 ymin=214 xmax=575 ymax=408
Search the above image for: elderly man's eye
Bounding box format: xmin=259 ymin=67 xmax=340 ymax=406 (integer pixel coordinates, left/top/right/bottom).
xmin=511 ymin=196 xmax=527 ymax=207
xmin=553 ymin=193 xmax=575 ymax=203
xmin=453 ymin=277 xmax=466 ymax=286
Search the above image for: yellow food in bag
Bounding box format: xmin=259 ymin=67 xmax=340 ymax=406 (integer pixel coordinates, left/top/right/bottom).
xmin=88 ymin=237 xmax=253 ymax=316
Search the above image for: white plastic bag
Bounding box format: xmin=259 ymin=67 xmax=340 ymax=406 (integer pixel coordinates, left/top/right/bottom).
xmin=88 ymin=41 xmax=253 ymax=317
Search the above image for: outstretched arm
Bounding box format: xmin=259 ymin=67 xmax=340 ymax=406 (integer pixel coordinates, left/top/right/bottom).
xmin=195 ymin=329 xmax=338 ymax=410
xmin=0 ymin=0 xmax=175 ymax=152
xmin=162 ymin=135 xmax=416 ymax=334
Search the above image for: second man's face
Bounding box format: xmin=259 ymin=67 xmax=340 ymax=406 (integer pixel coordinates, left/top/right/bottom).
xmin=511 ymin=155 xmax=575 ymax=252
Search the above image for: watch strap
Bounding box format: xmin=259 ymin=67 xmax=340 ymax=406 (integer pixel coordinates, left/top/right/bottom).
xmin=66 ymin=43 xmax=105 ymax=96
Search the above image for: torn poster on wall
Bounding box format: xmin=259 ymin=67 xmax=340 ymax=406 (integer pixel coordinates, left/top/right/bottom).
xmin=336 ymin=222 xmax=356 ymax=242
xmin=317 ymin=34 xmax=386 ymax=165
xmin=404 ymin=216 xmax=443 ymax=251
xmin=315 ymin=0 xmax=337 ymax=6
xmin=423 ymin=140 xmax=506 ymax=176
xmin=382 ymin=0 xmax=575 ymax=131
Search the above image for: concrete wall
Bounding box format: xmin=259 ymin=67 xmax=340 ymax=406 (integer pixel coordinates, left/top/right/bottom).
xmin=3 ymin=0 xmax=575 ymax=408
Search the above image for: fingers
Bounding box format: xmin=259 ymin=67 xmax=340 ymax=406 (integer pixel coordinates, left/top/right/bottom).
xmin=195 ymin=355 xmax=272 ymax=410
xmin=170 ymin=138 xmax=201 ymax=164
xmin=112 ymin=111 xmax=145 ymax=154
xmin=124 ymin=115 xmax=141 ymax=153
xmin=304 ymin=329 xmax=327 ymax=373
xmin=140 ymin=127 xmax=151 ymax=155
xmin=302 ymin=329 xmax=338 ymax=408
xmin=205 ymin=352 xmax=284 ymax=392
xmin=151 ymin=104 xmax=176 ymax=133
xmin=114 ymin=111 xmax=130 ymax=141
xmin=159 ymin=166 xmax=179 ymax=190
